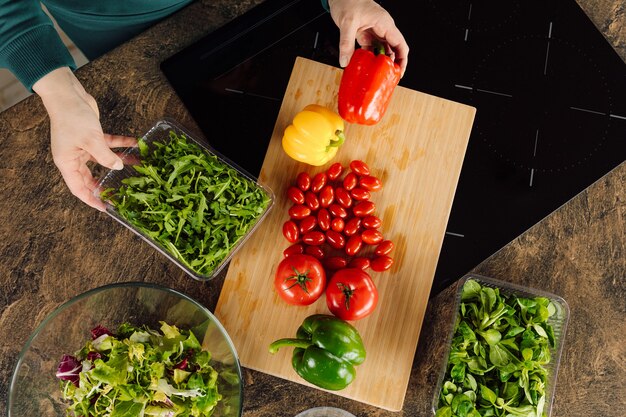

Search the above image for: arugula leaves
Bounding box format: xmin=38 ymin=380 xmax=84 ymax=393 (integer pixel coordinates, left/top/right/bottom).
xmin=58 ymin=322 xmax=233 ymax=417
xmin=101 ymin=130 xmax=271 ymax=277
xmin=436 ymin=279 xmax=558 ymax=417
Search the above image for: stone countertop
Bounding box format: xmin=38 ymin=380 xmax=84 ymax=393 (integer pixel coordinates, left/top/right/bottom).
xmin=0 ymin=0 xmax=624 ymax=416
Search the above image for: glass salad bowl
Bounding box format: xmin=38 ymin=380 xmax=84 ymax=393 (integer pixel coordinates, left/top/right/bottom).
xmin=9 ymin=282 xmax=242 ymax=417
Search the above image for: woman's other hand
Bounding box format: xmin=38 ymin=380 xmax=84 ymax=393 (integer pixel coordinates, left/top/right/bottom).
xmin=33 ymin=67 xmax=136 ymax=211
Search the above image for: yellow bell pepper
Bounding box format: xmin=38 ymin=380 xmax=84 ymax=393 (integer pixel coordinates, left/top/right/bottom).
xmin=282 ymin=104 xmax=345 ymax=166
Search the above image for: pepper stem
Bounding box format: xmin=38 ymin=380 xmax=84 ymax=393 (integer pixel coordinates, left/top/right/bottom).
xmin=372 ymin=40 xmax=387 ymax=56
xmin=326 ymin=130 xmax=345 ymax=151
xmin=268 ymin=338 xmax=313 ymax=354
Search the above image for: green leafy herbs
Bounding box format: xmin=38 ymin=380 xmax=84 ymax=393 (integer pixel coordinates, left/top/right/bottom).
xmin=57 ymin=322 xmax=235 ymax=417
xmin=101 ymin=130 xmax=271 ymax=277
xmin=435 ymin=279 xmax=559 ymax=417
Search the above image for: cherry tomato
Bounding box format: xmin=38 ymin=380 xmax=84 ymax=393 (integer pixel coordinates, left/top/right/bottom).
xmin=305 ymin=245 xmax=325 ymax=260
xmin=287 ymin=186 xmax=305 ymax=205
xmin=323 ymin=256 xmax=348 ymax=271
xmin=296 ymin=172 xmax=311 ymax=192
xmin=330 ymin=217 xmax=345 ymax=233
xmin=362 ymin=215 xmax=382 ymax=229
xmin=359 ymin=175 xmax=383 ymax=192
xmin=345 ymin=234 xmax=363 ymax=256
xmin=302 ymin=231 xmax=325 ymax=246
xmin=350 ymin=187 xmax=370 ymax=201
xmin=352 ymin=201 xmax=376 ymax=217
xmin=283 ymin=243 xmax=304 ymax=257
xmin=371 ymin=255 xmax=394 ymax=272
xmin=275 ymin=254 xmax=326 ymax=305
xmin=289 ymin=204 xmax=311 ymax=220
xmin=329 ymin=203 xmax=348 ymax=218
xmin=304 ymin=191 xmax=320 ymax=211
xmin=311 ymin=172 xmax=327 ymax=193
xmin=375 ymin=240 xmax=394 ymax=256
xmin=282 ymin=220 xmax=299 ymax=243
xmin=319 ymin=185 xmax=335 ymax=208
xmin=334 ymin=187 xmax=352 ymax=208
xmin=317 ymin=208 xmax=331 ymax=231
xmin=326 ymin=268 xmax=378 ymax=320
xmin=343 ymin=172 xmax=358 ymax=190
xmin=343 ymin=217 xmax=361 ymax=236
xmin=326 ymin=230 xmax=346 ymax=249
xmin=349 ymin=160 xmax=370 ymax=176
xmin=348 ymin=257 xmax=371 ymax=270
xmin=299 ymin=215 xmax=317 ymax=234
xmin=327 ymin=162 xmax=343 ymax=181
xmin=361 ymin=229 xmax=383 ymax=245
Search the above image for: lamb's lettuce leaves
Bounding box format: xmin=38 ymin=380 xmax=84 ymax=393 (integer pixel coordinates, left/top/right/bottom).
xmin=436 ymin=279 xmax=558 ymax=417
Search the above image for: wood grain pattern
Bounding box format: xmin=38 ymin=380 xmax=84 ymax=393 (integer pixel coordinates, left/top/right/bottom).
xmin=214 ymin=57 xmax=476 ymax=411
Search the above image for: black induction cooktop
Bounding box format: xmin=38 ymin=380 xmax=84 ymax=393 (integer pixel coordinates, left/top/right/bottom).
xmin=161 ymin=0 xmax=626 ymax=296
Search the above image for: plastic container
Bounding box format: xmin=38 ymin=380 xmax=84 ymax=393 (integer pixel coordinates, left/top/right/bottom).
xmin=294 ymin=407 xmax=356 ymax=417
xmin=95 ymin=119 xmax=274 ymax=281
xmin=432 ymin=274 xmax=569 ymax=417
xmin=9 ymin=282 xmax=243 ymax=417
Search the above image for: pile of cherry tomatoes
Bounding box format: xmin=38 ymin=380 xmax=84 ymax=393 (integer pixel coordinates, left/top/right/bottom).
xmin=274 ymin=160 xmax=394 ymax=321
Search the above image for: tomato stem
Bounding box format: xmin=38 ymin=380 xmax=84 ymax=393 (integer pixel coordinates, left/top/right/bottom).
xmin=337 ymin=282 xmax=353 ymax=311
xmin=284 ymin=267 xmax=312 ymax=294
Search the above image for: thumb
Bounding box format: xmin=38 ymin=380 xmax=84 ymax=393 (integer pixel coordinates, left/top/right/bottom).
xmin=338 ymin=22 xmax=358 ymax=68
xmin=84 ymin=134 xmax=124 ymax=170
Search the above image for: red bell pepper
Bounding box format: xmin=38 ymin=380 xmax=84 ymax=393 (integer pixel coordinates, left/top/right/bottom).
xmin=338 ymin=44 xmax=402 ymax=125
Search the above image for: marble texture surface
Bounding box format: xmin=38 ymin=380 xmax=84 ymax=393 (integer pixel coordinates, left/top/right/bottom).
xmin=0 ymin=0 xmax=624 ymax=416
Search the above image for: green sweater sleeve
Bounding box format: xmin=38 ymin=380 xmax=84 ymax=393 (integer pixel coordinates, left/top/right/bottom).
xmin=0 ymin=0 xmax=76 ymax=91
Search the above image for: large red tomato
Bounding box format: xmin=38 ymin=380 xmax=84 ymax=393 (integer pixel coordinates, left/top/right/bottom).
xmin=274 ymin=254 xmax=326 ymax=306
xmin=326 ymin=268 xmax=378 ymax=320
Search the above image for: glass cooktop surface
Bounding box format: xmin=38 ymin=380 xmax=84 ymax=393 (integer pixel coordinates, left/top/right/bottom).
xmin=161 ymin=0 xmax=626 ymax=295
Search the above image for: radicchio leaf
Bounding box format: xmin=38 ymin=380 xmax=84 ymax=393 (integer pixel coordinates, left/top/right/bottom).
xmin=56 ymin=354 xmax=82 ymax=386
xmin=90 ymin=325 xmax=112 ymax=340
xmin=174 ymin=358 xmax=188 ymax=370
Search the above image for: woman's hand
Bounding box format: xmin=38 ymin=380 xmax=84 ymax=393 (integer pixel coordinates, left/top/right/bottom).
xmin=328 ymin=0 xmax=409 ymax=76
xmin=33 ymin=67 xmax=136 ymax=211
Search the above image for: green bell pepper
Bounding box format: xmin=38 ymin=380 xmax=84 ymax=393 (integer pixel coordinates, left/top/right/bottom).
xmin=268 ymin=314 xmax=366 ymax=391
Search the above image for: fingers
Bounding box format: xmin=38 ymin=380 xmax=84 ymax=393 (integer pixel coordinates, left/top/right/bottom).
xmin=331 ymin=0 xmax=410 ymax=76
xmin=338 ymin=18 xmax=359 ymax=68
xmin=54 ymin=132 xmax=133 ymax=210
xmin=79 ymin=164 xmax=98 ymax=192
xmin=367 ymin=12 xmax=409 ymax=76
xmin=382 ymin=27 xmax=409 ymax=76
xmin=58 ymin=164 xmax=107 ymax=211
xmin=104 ymin=134 xmax=137 ymax=148
xmin=83 ymin=135 xmax=125 ymax=171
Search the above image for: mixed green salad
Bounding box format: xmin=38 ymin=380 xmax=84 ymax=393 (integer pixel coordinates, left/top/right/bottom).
xmin=101 ymin=130 xmax=271 ymax=277
xmin=56 ymin=322 xmax=236 ymax=417
xmin=435 ymin=279 xmax=561 ymax=417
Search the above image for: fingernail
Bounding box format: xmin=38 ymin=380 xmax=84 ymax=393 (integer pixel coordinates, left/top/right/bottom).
xmin=340 ymin=55 xmax=349 ymax=68
xmin=113 ymin=160 xmax=124 ymax=170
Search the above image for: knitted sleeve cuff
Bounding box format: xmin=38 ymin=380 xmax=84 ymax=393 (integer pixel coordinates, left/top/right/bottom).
xmin=0 ymin=24 xmax=76 ymax=91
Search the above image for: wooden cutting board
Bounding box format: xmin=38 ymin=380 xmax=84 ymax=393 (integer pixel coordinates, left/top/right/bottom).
xmin=215 ymin=57 xmax=475 ymax=411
